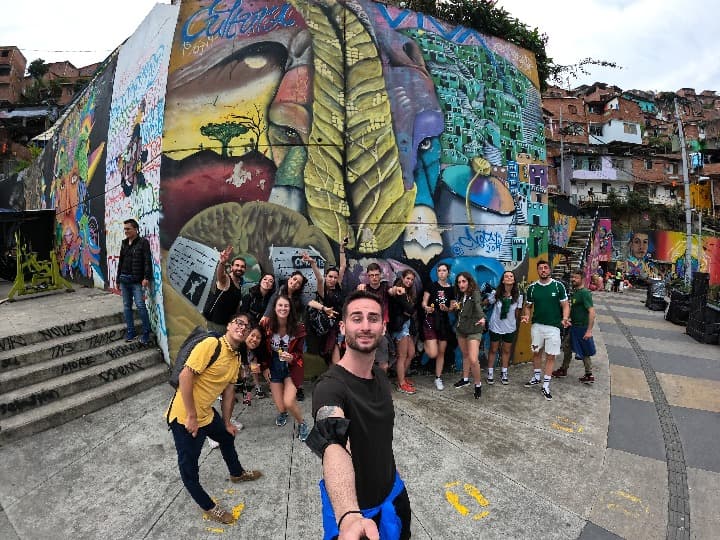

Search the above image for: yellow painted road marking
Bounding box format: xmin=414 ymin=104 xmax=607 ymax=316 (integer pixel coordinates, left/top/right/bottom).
xmin=552 ymin=416 xmax=584 ymax=434
xmin=605 ymin=489 xmax=649 ymax=518
xmin=444 ymin=481 xmax=490 ymax=520
xmin=223 ymin=488 xmax=237 ymax=495
xmin=205 ymin=527 xmax=225 ymax=533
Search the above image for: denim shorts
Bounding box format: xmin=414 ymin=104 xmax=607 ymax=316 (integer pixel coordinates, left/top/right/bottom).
xmin=392 ymin=319 xmax=411 ymax=341
xmin=269 ymin=355 xmax=290 ymax=383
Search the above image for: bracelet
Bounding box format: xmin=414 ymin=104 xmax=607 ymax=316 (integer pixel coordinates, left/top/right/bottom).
xmin=337 ymin=510 xmax=363 ymax=529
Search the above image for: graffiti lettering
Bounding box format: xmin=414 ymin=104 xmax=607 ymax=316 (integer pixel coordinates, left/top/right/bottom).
xmin=108 ymin=47 xmax=166 ymax=143
xmin=87 ymin=329 xmax=118 ymax=348
xmin=0 ymin=335 xmax=26 ymax=352
xmin=0 ymin=389 xmax=60 ymax=416
xmin=1 ymin=357 xmax=21 ymax=369
xmin=140 ymin=100 xmax=165 ymax=143
xmin=98 ymin=361 xmax=144 ymax=382
xmin=106 ymin=342 xmax=143 ymax=359
xmin=60 ymin=357 xmax=95 ymax=375
xmin=182 ymin=0 xmax=297 ymax=43
xmin=39 ymin=321 xmax=87 ymax=341
xmin=451 ymin=227 xmax=504 ymax=256
xmin=50 ymin=343 xmax=76 ymax=359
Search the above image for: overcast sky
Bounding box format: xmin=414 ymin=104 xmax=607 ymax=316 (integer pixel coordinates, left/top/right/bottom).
xmin=2 ymin=0 xmax=718 ymax=93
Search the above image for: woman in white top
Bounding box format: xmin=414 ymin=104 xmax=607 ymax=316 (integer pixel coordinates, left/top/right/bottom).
xmin=486 ymin=271 xmax=523 ymax=385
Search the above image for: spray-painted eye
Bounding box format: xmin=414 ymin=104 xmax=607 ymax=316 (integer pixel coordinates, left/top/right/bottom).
xmin=418 ymin=138 xmax=432 ymax=151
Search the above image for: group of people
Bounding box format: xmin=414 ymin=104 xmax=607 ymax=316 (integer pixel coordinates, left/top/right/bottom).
xmin=119 ymin=221 xmax=597 ymax=537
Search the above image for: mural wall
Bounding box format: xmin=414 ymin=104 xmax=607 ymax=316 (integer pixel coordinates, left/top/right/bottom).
xmin=104 ymin=4 xmax=177 ymax=357
xmin=28 ymin=0 xmax=549 ymax=362
xmin=620 ymin=229 xmax=719 ymax=285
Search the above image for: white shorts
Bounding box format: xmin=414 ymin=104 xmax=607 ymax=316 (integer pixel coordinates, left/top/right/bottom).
xmin=530 ymin=323 xmax=561 ymax=356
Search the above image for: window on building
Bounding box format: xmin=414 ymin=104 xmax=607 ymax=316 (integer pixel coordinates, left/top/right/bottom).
xmin=649 ymin=186 xmax=657 ymax=197
xmin=0 ymin=66 xmax=10 ymax=77
xmin=589 ymin=124 xmax=603 ymax=137
xmin=623 ymin=123 xmax=638 ymax=134
xmin=0 ymin=50 xmax=9 ymax=58
xmin=588 ymin=157 xmax=601 ymax=171
xmin=601 ymin=183 xmax=610 ymax=194
xmin=567 ymin=104 xmax=577 ymax=114
xmin=645 ymin=159 xmax=653 ymax=170
xmin=611 ymin=158 xmax=626 ymax=170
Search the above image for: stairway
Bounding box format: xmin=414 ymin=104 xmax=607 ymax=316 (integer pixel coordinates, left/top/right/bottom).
xmin=552 ymin=215 xmax=595 ymax=281
xmin=0 ymin=311 xmax=167 ymax=445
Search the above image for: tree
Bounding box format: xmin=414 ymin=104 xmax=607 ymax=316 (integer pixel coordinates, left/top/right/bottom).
xmin=28 ymin=58 xmax=49 ymax=81
xmin=384 ymin=0 xmax=617 ymax=91
xmin=199 ymin=122 xmax=249 ymax=157
xmin=232 ymin=105 xmax=265 ymax=153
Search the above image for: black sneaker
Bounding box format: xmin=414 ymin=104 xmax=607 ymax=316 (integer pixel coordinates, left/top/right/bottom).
xmin=296 ymin=387 xmax=305 ymax=402
xmin=254 ymin=386 xmax=267 ymax=399
xmin=524 ymin=378 xmax=541 ymax=388
xmin=501 ymin=375 xmax=509 ymax=385
xmin=541 ymin=387 xmax=553 ymax=400
xmin=453 ymin=379 xmax=470 ymax=389
xmin=487 ymin=376 xmax=494 ymax=385
xmin=474 ymin=385 xmax=482 ymax=399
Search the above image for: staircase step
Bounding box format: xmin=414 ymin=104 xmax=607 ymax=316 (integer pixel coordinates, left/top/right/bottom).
xmin=0 ymin=335 xmax=150 ymax=393
xmin=0 ymin=363 xmax=168 ymax=445
xmin=0 ymin=349 xmax=163 ymax=421
xmin=0 ymin=312 xmax=126 ymax=359
xmin=0 ymin=322 xmax=131 ymax=373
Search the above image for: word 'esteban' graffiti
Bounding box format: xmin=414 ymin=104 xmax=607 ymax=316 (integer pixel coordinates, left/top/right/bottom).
xmin=151 ymin=0 xmax=548 ymax=356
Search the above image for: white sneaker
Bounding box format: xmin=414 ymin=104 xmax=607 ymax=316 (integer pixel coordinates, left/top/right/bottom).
xmin=434 ymin=377 xmax=444 ymax=391
xmin=231 ymin=420 xmax=244 ymax=431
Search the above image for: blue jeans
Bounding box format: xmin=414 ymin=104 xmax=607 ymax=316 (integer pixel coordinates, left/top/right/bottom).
xmin=119 ymin=281 xmax=151 ymax=340
xmin=169 ymin=409 xmax=245 ymax=510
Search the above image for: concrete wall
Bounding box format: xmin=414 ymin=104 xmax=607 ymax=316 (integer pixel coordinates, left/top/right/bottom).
xmin=26 ymin=0 xmax=549 ymax=361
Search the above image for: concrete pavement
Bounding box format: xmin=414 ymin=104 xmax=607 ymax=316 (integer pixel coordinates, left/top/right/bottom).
xmin=0 ymin=284 xmax=718 ymax=539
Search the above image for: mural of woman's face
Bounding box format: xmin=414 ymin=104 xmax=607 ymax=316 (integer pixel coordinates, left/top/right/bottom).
xmin=630 ymin=233 xmax=649 ymax=259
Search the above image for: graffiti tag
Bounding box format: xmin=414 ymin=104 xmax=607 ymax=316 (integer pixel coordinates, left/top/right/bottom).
xmin=451 ymin=227 xmax=504 ymax=256
xmin=39 ymin=322 xmax=87 ymax=341
xmin=0 ymin=389 xmax=60 ymax=416
xmin=182 ymin=0 xmax=297 ymax=43
xmin=98 ymin=361 xmax=145 ymax=382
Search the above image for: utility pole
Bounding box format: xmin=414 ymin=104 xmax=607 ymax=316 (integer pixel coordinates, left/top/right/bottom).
xmin=674 ymin=98 xmax=693 ymax=286
xmin=560 ymin=106 xmax=565 ymax=195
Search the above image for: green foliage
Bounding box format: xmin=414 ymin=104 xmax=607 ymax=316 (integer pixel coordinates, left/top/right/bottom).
xmin=200 ymin=122 xmax=249 ymax=157
xmin=383 ymin=0 xmax=617 ymax=90
xmin=27 ymin=58 xmax=49 ymax=80
xmin=626 ymin=190 xmax=651 ymax=211
xmin=12 ymin=145 xmax=43 ymax=173
xmin=20 ymin=79 xmax=62 ymax=104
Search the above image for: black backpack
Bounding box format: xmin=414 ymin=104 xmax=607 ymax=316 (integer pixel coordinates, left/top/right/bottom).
xmin=168 ymin=327 xmax=222 ymax=389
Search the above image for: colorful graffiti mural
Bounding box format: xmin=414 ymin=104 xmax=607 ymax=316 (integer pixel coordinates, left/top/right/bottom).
xmin=44 ymin=74 xmax=110 ymax=287
xmin=621 ymin=229 xmax=719 ymax=285
xmin=27 ymin=0 xmax=550 ymax=361
xmin=105 ymin=4 xmax=178 ymax=357
xmin=158 ymin=0 xmax=549 ymax=356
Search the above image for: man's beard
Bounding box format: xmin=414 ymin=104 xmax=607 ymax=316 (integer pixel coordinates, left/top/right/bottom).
xmin=232 ymin=270 xmax=244 ymax=279
xmin=345 ymin=332 xmax=383 ymax=353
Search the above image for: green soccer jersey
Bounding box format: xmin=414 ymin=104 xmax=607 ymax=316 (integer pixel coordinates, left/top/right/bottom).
xmin=570 ymin=287 xmax=593 ymax=327
xmin=526 ymin=279 xmax=568 ymax=328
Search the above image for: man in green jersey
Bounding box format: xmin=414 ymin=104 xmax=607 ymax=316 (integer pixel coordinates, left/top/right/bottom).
xmin=553 ymin=270 xmax=596 ymax=383
xmin=520 ymin=260 xmax=570 ymax=400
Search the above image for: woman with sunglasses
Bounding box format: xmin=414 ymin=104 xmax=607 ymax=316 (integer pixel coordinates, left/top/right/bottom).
xmin=260 ymin=294 xmax=309 ymax=441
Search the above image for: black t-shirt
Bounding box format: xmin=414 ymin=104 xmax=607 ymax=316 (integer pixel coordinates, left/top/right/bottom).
xmin=206 ymin=279 xmax=243 ymax=325
xmin=426 ymin=281 xmax=455 ymax=310
xmin=312 ymin=364 xmax=396 ymax=508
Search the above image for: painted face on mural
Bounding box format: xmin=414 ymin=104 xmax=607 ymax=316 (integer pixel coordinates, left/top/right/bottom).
xmin=630 ymin=233 xmax=649 ymax=259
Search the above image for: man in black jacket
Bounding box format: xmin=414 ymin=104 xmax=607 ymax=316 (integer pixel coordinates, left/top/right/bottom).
xmin=117 ymin=219 xmax=153 ymax=344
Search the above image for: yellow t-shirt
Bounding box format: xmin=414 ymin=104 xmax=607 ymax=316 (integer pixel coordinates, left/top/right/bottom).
xmin=166 ymin=337 xmax=240 ymax=428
